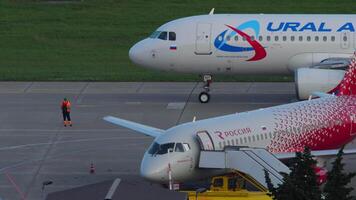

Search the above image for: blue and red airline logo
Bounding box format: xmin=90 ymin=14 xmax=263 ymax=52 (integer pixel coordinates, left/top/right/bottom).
xmin=214 ymin=20 xmax=267 ymax=61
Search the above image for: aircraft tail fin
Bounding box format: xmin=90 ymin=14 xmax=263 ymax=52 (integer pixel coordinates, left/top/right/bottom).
xmin=329 ymin=52 xmax=356 ymax=96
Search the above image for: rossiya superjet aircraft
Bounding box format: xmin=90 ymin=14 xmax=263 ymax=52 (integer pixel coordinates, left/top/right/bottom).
xmin=129 ymin=10 xmax=355 ymax=102
xmin=105 ymin=52 xmax=356 ymax=184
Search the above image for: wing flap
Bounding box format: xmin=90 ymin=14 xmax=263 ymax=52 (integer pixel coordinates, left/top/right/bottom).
xmin=103 ymin=116 xmax=164 ymax=138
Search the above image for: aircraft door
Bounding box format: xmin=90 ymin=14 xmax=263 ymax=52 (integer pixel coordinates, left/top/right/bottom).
xmin=340 ymin=32 xmax=350 ymax=49
xmin=196 ymin=131 xmax=215 ymax=150
xmin=195 ymin=23 xmax=212 ymax=55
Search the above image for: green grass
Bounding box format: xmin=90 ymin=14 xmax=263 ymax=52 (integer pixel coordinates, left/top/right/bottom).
xmin=0 ymin=0 xmax=355 ymax=81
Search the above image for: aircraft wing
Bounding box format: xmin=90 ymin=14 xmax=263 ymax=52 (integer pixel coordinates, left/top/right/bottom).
xmin=103 ymin=116 xmax=164 ymax=138
xmin=311 ymin=92 xmax=334 ymax=98
xmin=274 ymin=149 xmax=356 ymax=160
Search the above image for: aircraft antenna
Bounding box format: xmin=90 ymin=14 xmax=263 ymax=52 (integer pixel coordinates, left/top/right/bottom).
xmin=193 ymin=116 xmax=196 ymax=122
xmin=209 ymin=8 xmax=215 ymax=15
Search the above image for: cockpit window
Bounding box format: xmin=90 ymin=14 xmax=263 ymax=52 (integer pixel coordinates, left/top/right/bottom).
xmin=169 ymin=32 xmax=176 ymax=41
xmin=149 ymin=31 xmax=161 ymax=39
xmin=148 ymin=142 xmax=190 ymax=155
xmin=158 ymin=31 xmax=168 ymax=40
xmin=183 ymin=143 xmax=190 ymax=151
xmin=148 ymin=142 xmax=175 ymax=155
xmin=175 ymin=143 xmax=184 ymax=152
xmin=148 ymin=142 xmax=159 ymax=154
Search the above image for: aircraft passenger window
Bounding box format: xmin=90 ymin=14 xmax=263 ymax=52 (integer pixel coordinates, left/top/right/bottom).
xmin=183 ymin=143 xmax=191 ymax=151
xmin=244 ymin=137 xmax=247 ymax=143
xmin=236 ymin=139 xmax=239 ymax=145
xmin=283 ymin=36 xmax=287 ymax=41
xmin=250 ymin=36 xmax=255 ymax=41
xmin=242 ymin=36 xmax=246 ymax=41
xmin=256 ymin=134 xmax=260 ymax=141
xmin=261 ymin=134 xmax=264 ymax=140
xmin=343 ymin=36 xmax=348 ymax=41
xmin=315 ymin=36 xmax=319 ymax=41
xmin=169 ymin=32 xmax=176 ymax=41
xmin=331 ymin=36 xmax=335 ymax=41
xmin=269 ymin=132 xmax=273 ymax=138
xmin=252 ymin=135 xmax=256 ymax=142
xmin=240 ymin=138 xmax=243 ymax=144
xmin=227 ymin=140 xmax=231 ymax=145
xmin=226 ymin=35 xmax=231 ymax=41
xmin=274 ymin=36 xmax=279 ymax=41
xmin=323 ymin=36 xmax=327 ymax=41
xmin=259 ymin=36 xmax=263 ymax=41
xmin=219 ymin=142 xmax=222 ymax=149
xmin=267 ymin=36 xmax=271 ymax=41
xmin=264 ymin=133 xmax=268 ymax=139
xmin=156 ymin=142 xmax=175 ymax=154
xmin=158 ymin=31 xmax=168 ymax=40
xmin=235 ymin=36 xmax=239 ymax=41
xmin=291 ymin=36 xmax=295 ymax=41
xmin=175 ymin=143 xmax=185 ymax=152
xmin=149 ymin=31 xmax=161 ymax=38
xmin=248 ymin=136 xmax=251 ymax=143
xmin=299 ymin=36 xmax=303 ymax=41
xmin=307 ymin=36 xmax=311 ymax=41
xmin=223 ymin=141 xmax=226 ymax=146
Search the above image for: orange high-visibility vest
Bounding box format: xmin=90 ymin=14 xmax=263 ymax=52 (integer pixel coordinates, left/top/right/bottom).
xmin=61 ymin=101 xmax=71 ymax=113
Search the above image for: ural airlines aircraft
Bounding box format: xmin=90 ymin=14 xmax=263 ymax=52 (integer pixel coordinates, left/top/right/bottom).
xmin=129 ymin=11 xmax=355 ymax=102
xmin=105 ymin=52 xmax=356 ymax=183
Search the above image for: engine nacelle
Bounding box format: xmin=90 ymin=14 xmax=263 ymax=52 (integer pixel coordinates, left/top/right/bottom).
xmin=295 ymin=68 xmax=345 ymax=100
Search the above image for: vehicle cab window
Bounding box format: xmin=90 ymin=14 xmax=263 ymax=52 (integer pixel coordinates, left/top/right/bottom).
xmin=213 ymin=178 xmax=224 ymax=187
xmin=158 ymin=31 xmax=168 ymax=40
xmin=169 ymin=32 xmax=176 ymax=41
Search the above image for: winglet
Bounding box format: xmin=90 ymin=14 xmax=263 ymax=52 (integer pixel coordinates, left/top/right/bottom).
xmin=209 ymin=8 xmax=215 ymax=15
xmin=103 ymin=116 xmax=164 ymax=138
xmin=328 ymin=52 xmax=356 ymax=96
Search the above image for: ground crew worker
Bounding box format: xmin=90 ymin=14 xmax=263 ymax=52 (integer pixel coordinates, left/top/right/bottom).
xmin=61 ymin=98 xmax=72 ymax=127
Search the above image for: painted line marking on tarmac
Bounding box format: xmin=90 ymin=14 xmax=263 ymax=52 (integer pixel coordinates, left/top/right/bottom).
xmin=0 ymin=136 xmax=149 ymax=150
xmin=125 ymin=101 xmax=142 ymax=105
xmin=105 ymin=178 xmax=121 ymax=200
xmin=167 ymin=102 xmax=186 ymax=110
xmin=0 ymin=142 xmax=148 ymax=172
xmin=4 ymin=172 xmax=26 ymax=200
xmin=0 ymin=129 xmax=126 ymax=132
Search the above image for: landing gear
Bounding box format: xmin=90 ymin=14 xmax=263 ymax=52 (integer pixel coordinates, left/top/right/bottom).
xmin=199 ymin=75 xmax=212 ymax=103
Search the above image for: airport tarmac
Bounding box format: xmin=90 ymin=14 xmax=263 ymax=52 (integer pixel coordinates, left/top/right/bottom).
xmin=0 ymin=82 xmax=355 ymax=200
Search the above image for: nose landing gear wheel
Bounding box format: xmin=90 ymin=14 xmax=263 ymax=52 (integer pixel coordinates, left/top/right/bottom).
xmin=199 ymin=92 xmax=210 ymax=103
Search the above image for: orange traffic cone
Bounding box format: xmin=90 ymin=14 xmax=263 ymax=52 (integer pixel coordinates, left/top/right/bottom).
xmin=90 ymin=163 xmax=95 ymax=174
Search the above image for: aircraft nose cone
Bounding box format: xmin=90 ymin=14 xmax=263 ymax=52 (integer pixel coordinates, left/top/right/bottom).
xmin=129 ymin=43 xmax=141 ymax=65
xmin=140 ymin=155 xmax=165 ymax=182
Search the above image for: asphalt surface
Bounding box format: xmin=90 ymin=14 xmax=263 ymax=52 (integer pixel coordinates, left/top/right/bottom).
xmin=0 ymin=82 xmax=354 ymax=200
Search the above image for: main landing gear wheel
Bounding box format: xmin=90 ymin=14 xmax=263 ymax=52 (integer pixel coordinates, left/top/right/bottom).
xmin=199 ymin=92 xmax=210 ymax=103
xmin=199 ymin=75 xmax=212 ymax=103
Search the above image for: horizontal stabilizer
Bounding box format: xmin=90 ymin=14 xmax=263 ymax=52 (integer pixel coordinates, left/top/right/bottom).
xmin=103 ymin=116 xmax=164 ymax=138
xmin=275 ymin=148 xmax=356 ymax=160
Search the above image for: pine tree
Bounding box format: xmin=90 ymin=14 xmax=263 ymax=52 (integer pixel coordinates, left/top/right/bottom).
xmin=264 ymin=169 xmax=277 ymax=199
xmin=323 ymin=147 xmax=356 ymax=200
xmin=264 ymin=147 xmax=322 ymax=200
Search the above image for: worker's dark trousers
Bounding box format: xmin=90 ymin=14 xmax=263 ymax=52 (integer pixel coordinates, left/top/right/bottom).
xmin=62 ymin=111 xmax=71 ymax=122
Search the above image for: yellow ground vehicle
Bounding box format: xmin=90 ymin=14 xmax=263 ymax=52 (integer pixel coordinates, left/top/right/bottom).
xmin=183 ymin=172 xmax=272 ymax=200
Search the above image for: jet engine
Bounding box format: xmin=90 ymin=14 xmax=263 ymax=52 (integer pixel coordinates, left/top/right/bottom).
xmin=295 ymin=68 xmax=345 ymax=100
